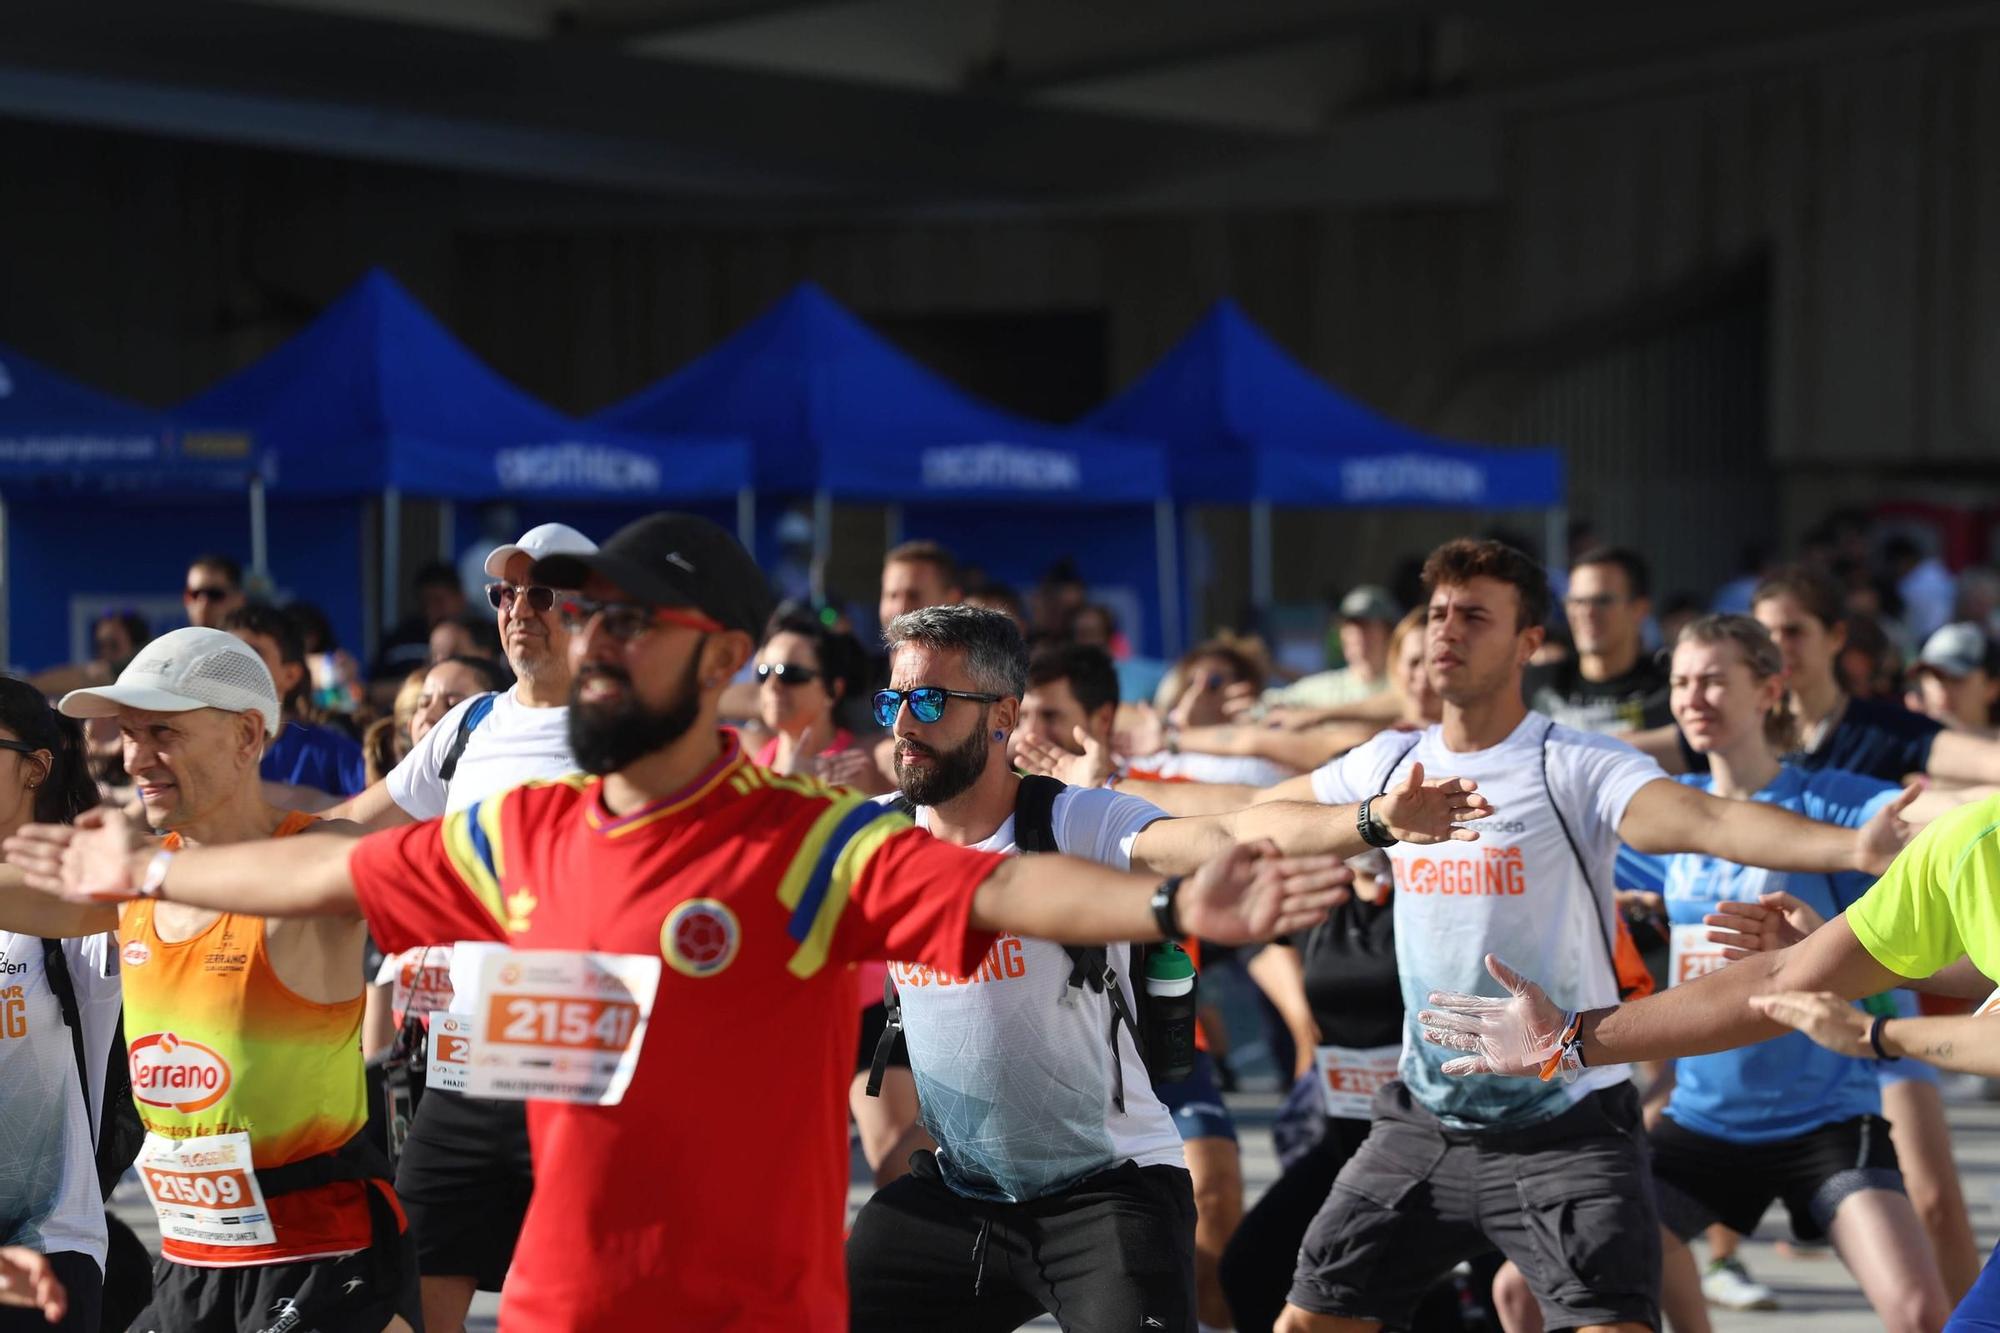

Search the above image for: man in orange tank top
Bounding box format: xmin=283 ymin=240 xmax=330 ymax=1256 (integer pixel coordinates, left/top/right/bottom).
xmin=0 ymin=627 xmax=418 ymax=1333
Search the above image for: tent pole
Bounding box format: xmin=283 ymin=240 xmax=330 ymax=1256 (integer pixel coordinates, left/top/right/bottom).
xmin=381 ymin=489 xmax=402 ymax=638
xmin=438 ymin=501 xmax=456 ymax=564
xmin=1545 ymin=506 xmax=1568 ymax=582
xmin=811 ymin=489 xmax=832 ymax=605
xmin=248 ymin=477 xmax=269 ymax=585
xmin=736 ymin=488 xmax=755 ymax=553
xmin=1250 ymin=501 xmax=1274 ymax=632
xmin=1155 ymin=499 xmax=1182 ymax=659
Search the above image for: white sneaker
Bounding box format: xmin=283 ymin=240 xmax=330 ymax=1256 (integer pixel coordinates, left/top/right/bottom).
xmin=1703 ymin=1257 xmax=1779 ymax=1311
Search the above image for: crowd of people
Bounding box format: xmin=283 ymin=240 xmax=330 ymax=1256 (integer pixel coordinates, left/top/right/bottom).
xmin=0 ymin=505 xmax=1991 ymax=1333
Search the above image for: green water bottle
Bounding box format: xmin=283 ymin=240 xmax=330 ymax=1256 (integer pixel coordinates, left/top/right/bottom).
xmin=1144 ymin=944 xmax=1198 ymax=1081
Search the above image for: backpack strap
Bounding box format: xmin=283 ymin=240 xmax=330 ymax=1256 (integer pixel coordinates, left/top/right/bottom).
xmin=1013 ymin=774 xmax=1063 ymax=854
xmin=437 ymin=692 xmax=499 ymax=785
xmin=39 ymin=938 xmax=93 ymax=1146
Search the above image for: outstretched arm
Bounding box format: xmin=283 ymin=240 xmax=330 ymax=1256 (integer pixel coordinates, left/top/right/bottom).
xmin=6 ymin=808 xmax=362 ymax=918
xmin=1619 ymin=777 xmax=1915 ymax=876
xmin=0 ymin=862 xmax=115 ymax=939
xmin=970 ymin=842 xmax=1348 ymax=948
xmin=1418 ymin=916 xmax=1913 ymax=1076
xmin=1748 ymin=994 xmax=2000 ymax=1076
xmin=1128 ymin=761 xmax=1489 ymax=875
xmin=318 ymin=779 xmax=416 ymax=832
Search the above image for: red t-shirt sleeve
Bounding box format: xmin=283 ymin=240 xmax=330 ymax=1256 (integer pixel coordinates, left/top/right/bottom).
xmin=349 ymin=806 xmax=512 ymax=957
xmin=838 ymin=824 xmax=1002 ymax=976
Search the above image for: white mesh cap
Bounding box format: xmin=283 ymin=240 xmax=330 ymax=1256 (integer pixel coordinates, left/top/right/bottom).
xmin=59 ymin=626 xmax=282 ymax=738
xmin=484 ymin=522 xmax=597 ymax=578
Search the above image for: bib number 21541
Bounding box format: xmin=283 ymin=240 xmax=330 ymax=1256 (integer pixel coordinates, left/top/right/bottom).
xmin=463 ymin=950 xmax=662 ymax=1106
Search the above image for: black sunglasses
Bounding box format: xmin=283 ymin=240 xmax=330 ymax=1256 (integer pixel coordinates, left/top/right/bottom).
xmin=184 ymin=586 xmax=234 ymax=602
xmin=873 ymin=686 xmax=1003 ymax=727
xmin=756 ymin=663 xmax=820 ymax=687
xmin=0 ymin=740 xmax=44 ymax=758
xmin=487 ymin=582 xmax=557 ymax=613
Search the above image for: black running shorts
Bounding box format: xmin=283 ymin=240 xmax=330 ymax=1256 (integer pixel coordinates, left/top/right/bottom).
xmin=1649 ymin=1111 xmax=1903 ymax=1244
xmin=393 ymin=1085 xmax=534 ymax=1289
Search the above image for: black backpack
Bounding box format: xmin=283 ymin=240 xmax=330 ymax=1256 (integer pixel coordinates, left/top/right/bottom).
xmin=867 ymin=774 xmax=1197 ymax=1111
xmin=40 ymin=938 xmax=145 ymax=1202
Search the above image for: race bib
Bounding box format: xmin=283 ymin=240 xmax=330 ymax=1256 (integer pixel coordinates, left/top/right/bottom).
xmin=1669 ymin=923 xmax=1731 ymax=986
xmin=1313 ymin=1044 xmax=1400 ymax=1120
xmin=385 ymin=950 xmax=454 ymax=1025
xmin=138 ymin=1131 xmax=276 ymax=1249
xmin=424 ymin=1013 xmax=474 ymax=1093
xmin=462 ymin=950 xmax=662 ymax=1105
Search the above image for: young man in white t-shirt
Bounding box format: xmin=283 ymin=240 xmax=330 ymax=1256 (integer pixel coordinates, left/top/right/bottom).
xmin=847 ymin=606 xmax=1493 ymax=1333
xmin=1261 ymin=539 xmax=1915 ymax=1333
xmin=319 ymin=522 xmax=593 ymax=1333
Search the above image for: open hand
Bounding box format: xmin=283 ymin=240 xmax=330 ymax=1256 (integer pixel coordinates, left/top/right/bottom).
xmin=1854 ymin=784 xmax=1920 ymax=877
xmin=1373 ymin=762 xmax=1492 ymax=845
xmin=1417 ymin=955 xmax=1577 ymax=1080
xmin=1014 ymin=727 xmax=1115 ymax=789
xmin=1117 ymin=706 xmax=1166 ymax=760
xmin=1748 ymin=991 xmax=1870 ymax=1058
xmin=1702 ymin=891 xmax=1826 ymax=959
xmin=3 ymin=806 xmax=145 ymax=902
xmin=814 ymin=747 xmax=879 ymax=790
xmin=0 ymin=1247 xmax=67 ymax=1321
xmin=1176 ymin=841 xmax=1351 ymax=945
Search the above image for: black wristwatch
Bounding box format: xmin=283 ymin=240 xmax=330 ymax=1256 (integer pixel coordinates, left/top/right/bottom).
xmin=1150 ymin=876 xmax=1184 ymax=940
xmin=1357 ymin=795 xmax=1398 ymax=849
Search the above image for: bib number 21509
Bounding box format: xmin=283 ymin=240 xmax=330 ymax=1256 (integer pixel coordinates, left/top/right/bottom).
xmin=464 ymin=950 xmax=662 ymax=1106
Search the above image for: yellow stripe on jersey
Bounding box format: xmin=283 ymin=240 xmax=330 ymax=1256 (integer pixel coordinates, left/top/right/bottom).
xmin=441 ymin=801 xmax=508 ymax=932
xmin=786 ymin=812 xmax=910 ymax=980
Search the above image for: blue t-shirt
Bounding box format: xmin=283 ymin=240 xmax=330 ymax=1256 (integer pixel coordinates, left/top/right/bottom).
xmin=1800 ymin=698 xmax=1940 ymax=784
xmin=260 ymin=720 xmax=366 ymax=798
xmin=1637 ymin=764 xmax=1893 ymax=1143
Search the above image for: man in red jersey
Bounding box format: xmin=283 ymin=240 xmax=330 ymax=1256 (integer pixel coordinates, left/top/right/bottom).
xmin=10 ymin=513 xmax=1349 ymax=1333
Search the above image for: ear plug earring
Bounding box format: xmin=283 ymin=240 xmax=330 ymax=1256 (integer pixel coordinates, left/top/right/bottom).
xmin=994 ymin=730 xmax=1006 ymax=741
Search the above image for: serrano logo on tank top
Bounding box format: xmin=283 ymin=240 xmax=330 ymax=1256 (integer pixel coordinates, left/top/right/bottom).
xmin=122 ymin=940 xmax=151 ymax=968
xmin=128 ymin=1032 xmax=233 ymax=1113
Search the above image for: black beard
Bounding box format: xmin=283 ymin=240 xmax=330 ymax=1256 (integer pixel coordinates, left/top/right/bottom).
xmin=893 ymin=712 xmax=990 ymax=808
xmin=567 ymin=653 xmax=704 ymax=775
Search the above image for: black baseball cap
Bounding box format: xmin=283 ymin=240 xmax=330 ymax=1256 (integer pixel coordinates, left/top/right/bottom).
xmin=531 ymin=512 xmax=774 ymax=638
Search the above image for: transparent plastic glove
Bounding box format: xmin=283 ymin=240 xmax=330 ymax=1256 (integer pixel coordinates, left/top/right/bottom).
xmin=1416 ymin=954 xmax=1581 ymax=1082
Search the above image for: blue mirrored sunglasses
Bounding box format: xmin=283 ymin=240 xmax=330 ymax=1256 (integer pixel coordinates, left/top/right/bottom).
xmin=872 ymin=686 xmax=1004 ymax=727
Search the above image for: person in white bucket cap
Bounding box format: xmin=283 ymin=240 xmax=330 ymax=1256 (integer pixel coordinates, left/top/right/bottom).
xmin=314 ymin=522 xmax=595 ymax=1333
xmin=0 ymin=628 xmax=418 ymax=1333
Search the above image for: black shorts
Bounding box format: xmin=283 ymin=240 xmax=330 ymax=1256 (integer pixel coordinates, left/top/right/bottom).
xmin=847 ymin=1155 xmax=1197 ymax=1332
xmin=856 ymin=1000 xmax=909 ymax=1077
xmin=1650 ymin=1112 xmax=1903 ymax=1244
xmin=132 ymin=1188 xmax=418 ymax=1333
xmin=394 ymin=1085 xmax=534 ymax=1289
xmin=1291 ymin=1080 xmax=1660 ymax=1333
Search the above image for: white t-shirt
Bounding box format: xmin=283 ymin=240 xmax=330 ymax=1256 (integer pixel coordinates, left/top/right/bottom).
xmin=0 ymin=932 xmax=120 ymax=1268
xmin=380 ymin=689 xmax=578 ymax=1021
xmin=1311 ymin=713 xmax=1665 ymax=1129
xmin=875 ymin=785 xmax=1187 ymax=1202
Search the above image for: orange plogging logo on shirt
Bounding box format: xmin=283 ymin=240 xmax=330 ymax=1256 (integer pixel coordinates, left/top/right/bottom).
xmin=128 ymin=1032 xmax=233 ymax=1113
xmin=1401 ymin=847 xmax=1527 ymax=897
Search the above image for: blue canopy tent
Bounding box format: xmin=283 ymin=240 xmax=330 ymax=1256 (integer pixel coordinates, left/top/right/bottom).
xmin=175 ymin=269 xmax=752 ymax=656
xmin=0 ymin=345 xmax=272 ymax=669
xmin=595 ymin=281 xmax=1182 ymax=652
xmin=1085 ymin=299 xmax=1566 ymax=621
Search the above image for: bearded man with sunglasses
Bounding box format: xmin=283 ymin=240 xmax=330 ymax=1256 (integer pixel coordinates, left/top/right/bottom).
xmin=847 ymin=605 xmax=1494 ymax=1333
xmin=312 ymin=522 xmax=596 ymax=1333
